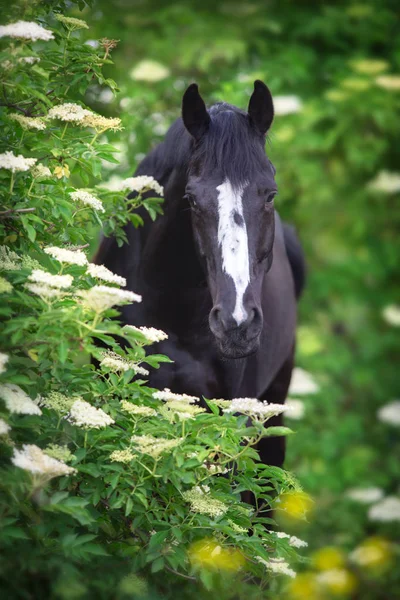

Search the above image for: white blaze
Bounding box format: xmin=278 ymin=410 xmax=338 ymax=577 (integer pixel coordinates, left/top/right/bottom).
xmin=216 ymin=179 xmax=250 ymax=326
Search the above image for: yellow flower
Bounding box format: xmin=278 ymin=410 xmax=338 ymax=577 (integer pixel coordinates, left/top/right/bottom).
xmin=350 ymin=536 xmax=392 ymax=571
xmin=188 ymin=539 xmax=245 ymax=572
xmin=277 ymin=491 xmax=314 ymax=521
xmin=286 ymin=572 xmax=321 ymax=600
xmin=53 ymin=164 xmax=70 ymax=179
xmin=317 ymin=568 xmax=358 ymax=596
xmin=312 ymin=547 xmax=345 ymax=571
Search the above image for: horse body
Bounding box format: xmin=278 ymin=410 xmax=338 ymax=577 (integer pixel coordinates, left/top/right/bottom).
xmin=95 ymin=82 xmax=305 ymax=467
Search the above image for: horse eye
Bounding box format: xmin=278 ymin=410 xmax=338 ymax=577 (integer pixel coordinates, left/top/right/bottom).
xmin=265 ymin=190 xmax=277 ymax=204
xmin=184 ymin=193 xmax=197 ymax=209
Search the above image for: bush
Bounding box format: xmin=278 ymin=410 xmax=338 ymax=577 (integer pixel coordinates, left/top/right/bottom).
xmin=0 ymin=3 xmax=306 ymax=598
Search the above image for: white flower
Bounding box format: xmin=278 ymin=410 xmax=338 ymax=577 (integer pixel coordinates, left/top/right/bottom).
xmin=124 ymin=325 xmax=168 ymax=344
xmin=368 ymin=171 xmax=400 ymax=194
xmin=110 ymin=449 xmax=135 ymax=463
xmin=28 ymin=269 xmax=73 ymax=289
xmin=368 ymin=496 xmax=400 ymax=522
xmin=223 ymin=397 xmax=290 ymax=419
xmin=152 ymin=388 xmax=199 ymax=404
xmin=0 ymin=276 xmax=12 ymax=294
xmin=316 ymin=569 xmax=353 ymax=588
xmin=20 ymin=56 xmax=40 ymax=65
xmin=12 ymin=444 xmax=76 ymax=481
xmin=288 ymin=368 xmax=319 ymax=395
xmin=0 ymin=21 xmax=54 ymax=42
xmin=0 ymin=352 xmax=9 ymax=375
xmin=25 ymin=283 xmax=66 ymax=300
xmin=182 ymin=486 xmax=228 ymax=518
xmin=0 ymin=151 xmax=37 ymax=172
xmin=44 ymin=246 xmax=88 ymax=266
xmin=273 ymin=96 xmax=303 ymax=116
xmin=118 ymin=175 xmax=164 ymax=196
xmin=159 ymin=400 xmax=205 ymax=422
xmin=67 ymin=399 xmax=114 ymax=429
xmin=131 ymin=434 xmax=183 ymax=458
xmin=382 ymin=305 xmax=400 ymax=326
xmin=78 ymin=285 xmax=141 ymax=312
xmin=31 ymin=164 xmax=52 ymax=179
xmin=55 ymin=14 xmax=89 ymax=30
xmin=48 ymin=103 xmax=92 ymax=123
xmin=255 ymin=557 xmax=296 ymax=578
xmin=375 ymin=75 xmax=400 ymax=91
xmin=130 ymin=59 xmax=170 ymax=82
xmin=100 ymin=351 xmax=148 ymax=375
xmin=0 ymin=246 xmax=21 ymax=270
xmin=274 ymin=532 xmax=308 ymax=548
xmin=69 ymin=190 xmax=105 ymax=213
xmin=346 ymin=487 xmax=384 ymax=504
xmin=81 ymin=113 xmax=122 ymax=132
xmin=0 ymin=418 xmax=10 ymax=435
xmin=87 ymin=263 xmax=126 ymax=286
xmin=0 ymin=383 xmax=41 ymax=415
xmin=120 ymin=401 xmax=156 ymax=417
xmin=377 ymin=400 xmax=400 ymax=426
xmin=100 ymin=175 xmax=124 ymax=191
xmin=9 ymin=113 xmax=46 ymax=131
xmin=285 ymin=398 xmax=305 ymax=419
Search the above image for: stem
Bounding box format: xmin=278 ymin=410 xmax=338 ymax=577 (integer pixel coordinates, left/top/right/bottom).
xmin=60 ymin=122 xmax=68 ymax=140
xmin=9 ymin=172 xmax=14 ymax=196
xmin=63 ymin=31 xmax=71 ymax=67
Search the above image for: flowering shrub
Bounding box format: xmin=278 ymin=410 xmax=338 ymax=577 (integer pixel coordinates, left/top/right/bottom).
xmin=0 ymin=3 xmax=307 ymax=598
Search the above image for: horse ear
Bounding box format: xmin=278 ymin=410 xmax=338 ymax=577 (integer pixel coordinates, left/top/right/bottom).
xmin=248 ymin=80 xmax=274 ymax=135
xmin=182 ymin=83 xmax=210 ymax=140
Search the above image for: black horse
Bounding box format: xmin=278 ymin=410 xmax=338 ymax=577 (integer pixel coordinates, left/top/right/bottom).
xmin=95 ymin=81 xmax=305 ymax=469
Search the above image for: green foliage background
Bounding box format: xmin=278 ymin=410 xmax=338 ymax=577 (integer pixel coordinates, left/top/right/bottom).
xmin=0 ymin=0 xmax=399 ymax=598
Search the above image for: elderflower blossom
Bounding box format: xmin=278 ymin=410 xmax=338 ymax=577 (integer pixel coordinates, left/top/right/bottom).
xmin=130 ymin=59 xmax=170 ymax=82
xmin=274 ymin=532 xmax=308 ymax=548
xmin=152 ymin=388 xmax=199 ymax=404
xmin=223 ymin=397 xmax=290 ymax=419
xmin=0 ymin=151 xmax=37 ymax=172
xmin=375 ymin=75 xmax=400 ymax=91
xmin=100 ymin=351 xmax=148 ymax=375
xmin=12 ymin=444 xmax=76 ymax=482
xmin=120 ymin=401 xmax=157 ymax=417
xmin=0 ymin=352 xmax=9 ymax=374
xmin=44 ymin=444 xmax=73 ymax=463
xmin=316 ymin=569 xmax=357 ymax=595
xmin=9 ymin=113 xmax=46 ymax=131
xmin=55 ymin=14 xmax=89 ymax=30
xmin=118 ymin=175 xmax=164 ymax=196
xmin=0 ymin=277 xmax=12 ymax=293
xmin=255 ymin=557 xmax=296 ymax=578
xmin=288 ymin=367 xmax=320 ymax=395
xmin=0 ymin=383 xmax=41 ymax=415
xmin=28 ymin=269 xmax=73 ymax=289
xmin=273 ymin=96 xmax=303 ymax=116
xmin=110 ymin=449 xmax=135 ymax=463
xmin=68 ymin=399 xmax=114 ymax=429
xmin=31 ymin=163 xmax=51 ymax=179
xmin=0 ymin=418 xmax=11 ymax=435
xmin=25 ymin=283 xmax=66 ymax=300
xmin=350 ymin=537 xmax=392 ymax=568
xmin=285 ymin=398 xmax=305 ymax=419
xmin=69 ymin=190 xmax=105 ymax=213
xmin=0 ymin=21 xmax=54 ymax=42
xmin=346 ymin=487 xmax=384 ymax=504
xmin=19 ymin=56 xmax=39 ymax=65
xmin=47 ymin=103 xmax=92 ymax=123
xmin=368 ymin=496 xmax=400 ymax=522
xmin=44 ymin=246 xmax=88 ymax=266
xmin=183 ymin=486 xmax=228 ymax=518
xmin=382 ymin=304 xmax=400 ymax=326
xmin=124 ymin=325 xmax=168 ymax=344
xmin=377 ymin=400 xmax=400 ymax=426
xmin=0 ymin=245 xmax=21 ymax=270
xmin=81 ymin=113 xmax=122 ymax=132
xmin=159 ymin=400 xmax=206 ymax=422
xmin=131 ymin=434 xmax=183 ymax=458
xmin=78 ymin=285 xmax=141 ymax=312
xmin=368 ymin=171 xmax=400 ymax=194
xmin=37 ymin=392 xmax=77 ymax=415
xmin=87 ymin=263 xmax=126 ymax=286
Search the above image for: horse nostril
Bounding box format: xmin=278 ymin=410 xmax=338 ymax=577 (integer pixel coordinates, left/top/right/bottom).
xmin=209 ymin=306 xmax=222 ymax=330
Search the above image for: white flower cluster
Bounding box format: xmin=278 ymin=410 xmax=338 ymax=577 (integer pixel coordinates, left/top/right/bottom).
xmin=124 ymin=325 xmax=168 ymax=344
xmin=368 ymin=171 xmax=400 ymax=194
xmin=87 ymin=263 xmax=126 ymax=286
xmin=182 ymin=486 xmax=228 ymax=518
xmin=110 ymin=449 xmax=135 ymax=463
xmin=12 ymin=444 xmax=76 ymax=481
xmin=78 ymin=285 xmax=141 ymax=312
xmin=377 ymin=400 xmax=400 ymax=426
xmin=0 ymin=21 xmax=54 ymax=42
xmin=0 ymin=245 xmax=21 ymax=270
xmin=273 ymin=95 xmax=303 ymax=116
xmin=55 ymin=14 xmax=89 ymax=30
xmin=285 ymin=398 xmax=305 ymax=419
xmin=118 ymin=175 xmax=164 ymax=196
xmin=382 ymin=305 xmax=400 ymax=326
xmin=223 ymin=397 xmax=290 ymax=419
xmin=346 ymin=487 xmax=384 ymax=504
xmin=100 ymin=351 xmax=149 ymax=376
xmin=131 ymin=434 xmax=183 ymax=459
xmin=69 ymin=190 xmax=105 ymax=213
xmin=274 ymin=531 xmax=308 ymax=548
xmin=0 ymin=383 xmax=41 ymax=415
xmin=0 ymin=151 xmax=37 ymax=172
xmin=44 ymin=246 xmax=88 ymax=266
xmin=31 ymin=164 xmax=52 ymax=179
xmin=368 ymin=496 xmax=400 ymax=522
xmin=67 ymin=399 xmax=114 ymax=429
xmin=0 ymin=418 xmax=11 ymax=435
xmin=9 ymin=113 xmax=46 ymax=131
xmin=37 ymin=391 xmax=76 ymax=415
xmin=25 ymin=283 xmax=65 ymax=300
xmin=376 ymin=75 xmax=400 ymax=91
xmin=0 ymin=276 xmax=12 ymax=294
xmin=130 ymin=59 xmax=170 ymax=82
xmin=120 ymin=400 xmax=157 ymax=417
xmin=288 ymin=367 xmax=320 ymax=395
xmin=152 ymin=388 xmax=199 ymax=404
xmin=0 ymin=352 xmax=9 ymax=375
xmin=28 ymin=269 xmax=73 ymax=289
xmin=48 ymin=103 xmax=91 ymax=123
xmin=159 ymin=400 xmax=205 ymax=422
xmin=255 ymin=556 xmax=296 ymax=578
